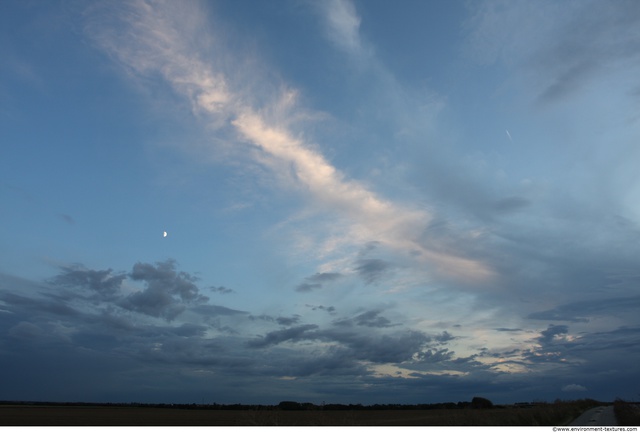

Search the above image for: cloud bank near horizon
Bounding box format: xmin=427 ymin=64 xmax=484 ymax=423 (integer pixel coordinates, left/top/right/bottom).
xmin=2 ymin=260 xmax=638 ymax=404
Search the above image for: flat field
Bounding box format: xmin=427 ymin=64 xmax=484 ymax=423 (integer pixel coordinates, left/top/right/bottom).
xmin=0 ymin=404 xmax=594 ymax=426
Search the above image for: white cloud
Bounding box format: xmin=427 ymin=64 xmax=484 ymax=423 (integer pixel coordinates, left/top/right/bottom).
xmin=233 ymin=109 xmax=493 ymax=281
xmin=562 ymin=384 xmax=587 ymax=392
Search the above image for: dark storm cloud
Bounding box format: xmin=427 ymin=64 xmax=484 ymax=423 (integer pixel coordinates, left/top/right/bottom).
xmin=354 ymin=310 xmax=392 ymax=328
xmin=271 ymin=348 xmax=368 ymax=378
xmin=295 ymin=272 xmax=342 ymax=292
xmin=0 ymin=272 xmax=43 ymax=293
xmin=50 ymin=265 xmax=126 ymax=300
xmin=451 ymin=354 xmax=481 ymax=366
xmin=333 ymin=309 xmax=393 ymax=328
xmin=0 ymin=292 xmax=80 ymax=317
xmin=393 ymin=368 xmax=572 ymax=404
xmin=484 ymin=323 xmax=640 ymax=372
xmin=247 ymin=324 xmax=319 ymax=348
xmin=571 ymin=326 xmax=640 ymax=354
xmin=172 ymin=323 xmax=208 ymax=337
xmin=537 ymin=324 xmax=568 ymax=345
xmin=3 ymin=260 xmax=638 ymax=404
xmin=249 ymin=314 xmax=301 ymax=326
xmin=4 ymin=260 xmax=247 ymax=348
xmin=248 ymin=322 xmax=435 ymax=365
xmin=237 ymin=343 xmax=371 ymax=379
xmin=96 ymin=309 xmax=138 ymax=332
xmin=434 ymin=331 xmax=455 ymax=343
xmin=0 ymin=267 xmax=460 ymax=403
xmin=71 ymin=331 xmax=119 ymax=351
xmin=129 ymin=260 xmax=206 ymax=302
xmin=120 ymin=260 xmax=209 ymax=321
xmin=528 ymin=296 xmax=640 ymax=323
xmin=257 ymin=327 xmax=429 ymax=375
xmin=209 ymin=285 xmax=233 ymax=294
xmin=295 ymin=282 xmax=318 ymax=292
xmin=547 ymin=328 xmax=640 ymax=400
xmin=500 ymin=325 xmax=640 ymax=401
xmin=276 ymin=315 xmax=301 ymax=326
xmin=337 ymin=330 xmax=431 ymax=364
xmin=119 ymin=289 xmax=186 ymax=321
xmin=306 ymin=304 xmax=336 ymax=314
xmin=7 ymin=321 xmax=43 ymax=340
xmin=354 ymin=258 xmax=392 ymax=284
xmin=413 ymin=348 xmax=455 ymax=363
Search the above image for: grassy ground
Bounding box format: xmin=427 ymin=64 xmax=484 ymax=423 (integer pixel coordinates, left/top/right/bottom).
xmin=0 ymin=400 xmax=602 ymax=426
xmin=614 ymin=400 xmax=640 ymax=426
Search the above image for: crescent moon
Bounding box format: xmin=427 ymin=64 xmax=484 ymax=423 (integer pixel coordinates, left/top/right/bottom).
xmin=163 ymin=231 xmax=167 ymax=237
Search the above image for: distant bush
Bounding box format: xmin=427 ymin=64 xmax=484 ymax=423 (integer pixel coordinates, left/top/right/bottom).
xmin=278 ymin=401 xmax=304 ymax=411
xmin=471 ymin=397 xmax=494 ymax=409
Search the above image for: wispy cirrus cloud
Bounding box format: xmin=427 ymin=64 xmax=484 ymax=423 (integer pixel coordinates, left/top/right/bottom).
xmin=85 ymin=0 xmax=231 ymax=117
xmin=465 ymin=0 xmax=640 ymax=105
xmin=84 ymin=0 xmax=492 ymax=282
xmin=319 ymin=0 xmax=363 ymax=54
xmin=296 ymin=272 xmax=342 ymax=292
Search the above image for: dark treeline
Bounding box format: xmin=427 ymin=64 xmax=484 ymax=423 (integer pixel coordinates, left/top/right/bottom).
xmin=0 ymin=397 xmax=601 ymax=411
xmin=276 ymin=397 xmax=499 ymax=411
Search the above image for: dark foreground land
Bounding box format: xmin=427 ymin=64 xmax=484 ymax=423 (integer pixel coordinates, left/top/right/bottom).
xmin=0 ymin=399 xmax=612 ymax=426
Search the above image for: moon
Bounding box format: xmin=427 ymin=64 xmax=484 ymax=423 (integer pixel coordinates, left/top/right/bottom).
xmin=163 ymin=231 xmax=167 ymax=238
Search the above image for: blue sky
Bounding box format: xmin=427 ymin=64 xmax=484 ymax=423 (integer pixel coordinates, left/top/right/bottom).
xmin=1 ymin=0 xmax=640 ymax=405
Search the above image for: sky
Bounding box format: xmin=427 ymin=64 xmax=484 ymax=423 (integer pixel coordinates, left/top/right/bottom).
xmin=1 ymin=0 xmax=640 ymax=406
